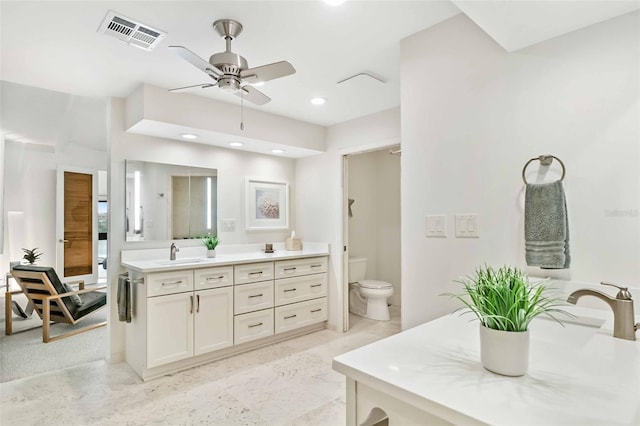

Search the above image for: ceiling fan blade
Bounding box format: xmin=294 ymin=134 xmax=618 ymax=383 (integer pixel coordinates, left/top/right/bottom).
xmin=240 ymin=61 xmax=296 ymax=84
xmin=168 ymin=83 xmax=217 ymax=92
xmin=235 ymin=86 xmax=271 ymax=105
xmin=169 ymin=45 xmax=222 ymax=79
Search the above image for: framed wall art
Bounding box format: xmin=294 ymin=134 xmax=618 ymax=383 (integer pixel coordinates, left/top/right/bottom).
xmin=245 ymin=178 xmax=289 ymax=230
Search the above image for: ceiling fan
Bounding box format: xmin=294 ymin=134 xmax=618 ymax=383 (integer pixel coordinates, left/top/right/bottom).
xmin=169 ymin=19 xmax=296 ymax=105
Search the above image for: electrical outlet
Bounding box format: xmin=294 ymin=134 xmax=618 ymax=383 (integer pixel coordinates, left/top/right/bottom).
xmin=425 ymin=215 xmax=447 ymax=238
xmin=221 ymin=219 xmax=236 ymax=232
xmin=455 ymin=214 xmax=479 ymax=238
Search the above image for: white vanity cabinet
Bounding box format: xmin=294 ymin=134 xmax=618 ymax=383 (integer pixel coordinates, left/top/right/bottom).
xmin=123 ymin=250 xmax=329 ymax=381
xmin=144 ymin=266 xmax=234 ymax=369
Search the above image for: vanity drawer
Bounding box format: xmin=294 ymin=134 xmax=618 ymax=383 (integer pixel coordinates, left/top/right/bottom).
xmin=194 ymin=266 xmax=234 ymax=290
xmin=274 ymin=298 xmax=327 ymax=334
xmin=274 ymin=274 xmax=327 ymax=306
xmin=146 ymin=270 xmax=194 ymax=297
xmin=234 ymin=262 xmax=274 ymax=285
xmin=234 ymin=309 xmax=274 ymax=345
xmin=274 ymin=257 xmax=328 ymax=279
xmin=234 ymin=281 xmax=274 ymax=315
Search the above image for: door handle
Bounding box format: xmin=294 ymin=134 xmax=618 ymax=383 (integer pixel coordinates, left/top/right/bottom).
xmin=59 ymin=239 xmax=70 ymax=243
xmin=196 ymin=294 xmax=200 ymax=313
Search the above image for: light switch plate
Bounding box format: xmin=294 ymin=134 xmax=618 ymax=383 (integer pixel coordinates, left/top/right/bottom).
xmin=455 ymin=214 xmax=479 ymax=238
xmin=425 ymin=215 xmax=447 ymax=238
xmin=221 ymin=219 xmax=236 ymax=232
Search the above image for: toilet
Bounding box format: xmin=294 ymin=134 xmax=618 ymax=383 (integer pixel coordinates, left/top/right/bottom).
xmin=348 ymin=257 xmax=394 ymax=321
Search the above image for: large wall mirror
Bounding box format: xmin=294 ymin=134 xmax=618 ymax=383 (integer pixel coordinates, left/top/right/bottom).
xmin=125 ymin=160 xmax=218 ymax=242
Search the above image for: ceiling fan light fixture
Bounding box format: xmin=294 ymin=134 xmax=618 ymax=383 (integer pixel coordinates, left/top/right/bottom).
xmin=180 ymin=133 xmax=198 ymax=139
xmin=310 ymin=97 xmax=327 ymax=105
xmin=218 ymin=77 xmax=241 ymax=93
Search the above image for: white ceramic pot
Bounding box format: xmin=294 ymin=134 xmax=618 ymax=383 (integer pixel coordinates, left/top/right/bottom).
xmin=206 ymin=249 xmax=216 ymax=258
xmin=480 ymin=325 xmax=530 ymax=376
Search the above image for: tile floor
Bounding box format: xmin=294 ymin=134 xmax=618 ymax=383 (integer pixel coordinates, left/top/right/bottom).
xmin=0 ymin=308 xmax=401 ymax=425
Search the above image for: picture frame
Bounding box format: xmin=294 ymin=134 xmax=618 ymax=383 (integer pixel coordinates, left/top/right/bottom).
xmin=245 ymin=178 xmax=289 ymax=230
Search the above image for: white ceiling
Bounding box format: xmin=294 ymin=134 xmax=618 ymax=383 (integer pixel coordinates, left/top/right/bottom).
xmin=1 ymin=0 xmax=638 ymax=135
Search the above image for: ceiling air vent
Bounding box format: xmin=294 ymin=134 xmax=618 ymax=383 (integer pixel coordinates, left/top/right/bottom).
xmin=98 ymin=10 xmax=166 ymax=51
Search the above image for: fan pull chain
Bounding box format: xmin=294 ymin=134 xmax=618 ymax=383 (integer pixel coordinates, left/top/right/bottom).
xmin=240 ymin=89 xmax=245 ymax=131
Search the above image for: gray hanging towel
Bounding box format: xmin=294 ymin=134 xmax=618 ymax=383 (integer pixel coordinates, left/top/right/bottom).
xmin=117 ymin=273 xmax=132 ymax=323
xmin=525 ymin=180 xmax=570 ymax=269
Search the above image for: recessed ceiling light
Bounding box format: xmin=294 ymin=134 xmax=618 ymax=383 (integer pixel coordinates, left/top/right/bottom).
xmin=324 ymin=0 xmax=346 ymax=5
xmin=271 ymin=149 xmax=285 ymax=154
xmin=310 ymin=97 xmax=327 ymax=105
xmin=180 ymin=133 xmax=198 ymax=139
xmin=229 ymin=142 xmax=244 ymax=147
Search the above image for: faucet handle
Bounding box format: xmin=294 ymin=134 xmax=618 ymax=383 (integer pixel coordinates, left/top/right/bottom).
xmin=601 ymin=282 xmax=633 ymax=300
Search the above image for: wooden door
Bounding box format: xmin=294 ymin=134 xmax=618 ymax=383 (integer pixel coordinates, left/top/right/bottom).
xmin=57 ymin=167 xmax=97 ymax=282
xmin=63 ymin=172 xmax=93 ymax=277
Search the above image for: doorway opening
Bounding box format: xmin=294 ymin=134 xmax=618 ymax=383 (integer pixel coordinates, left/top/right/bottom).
xmin=343 ymin=146 xmax=401 ymax=332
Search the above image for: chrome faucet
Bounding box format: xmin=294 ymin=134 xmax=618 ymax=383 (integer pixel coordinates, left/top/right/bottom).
xmin=567 ymin=282 xmax=639 ymax=341
xmin=170 ymin=242 xmax=180 ymax=261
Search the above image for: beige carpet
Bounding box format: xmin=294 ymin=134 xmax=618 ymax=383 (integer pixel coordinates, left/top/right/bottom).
xmin=0 ymin=292 xmax=107 ymax=383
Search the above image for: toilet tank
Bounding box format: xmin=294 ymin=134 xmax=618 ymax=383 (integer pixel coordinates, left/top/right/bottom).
xmin=348 ymin=257 xmax=367 ymax=283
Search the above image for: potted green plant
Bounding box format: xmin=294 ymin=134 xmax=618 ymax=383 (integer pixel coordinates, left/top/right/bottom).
xmin=22 ymin=248 xmax=43 ymax=265
xmin=444 ymin=265 xmax=571 ymax=376
xmin=201 ymin=235 xmax=219 ymax=258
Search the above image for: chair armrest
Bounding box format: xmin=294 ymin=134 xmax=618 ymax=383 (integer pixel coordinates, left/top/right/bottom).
xmin=66 ymin=279 xmax=85 ymax=290
xmin=47 ymin=285 xmax=107 ymax=300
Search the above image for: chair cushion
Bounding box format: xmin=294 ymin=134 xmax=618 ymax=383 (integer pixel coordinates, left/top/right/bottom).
xmin=74 ymin=291 xmax=107 ymax=320
xmin=62 ymin=282 xmax=83 ymax=306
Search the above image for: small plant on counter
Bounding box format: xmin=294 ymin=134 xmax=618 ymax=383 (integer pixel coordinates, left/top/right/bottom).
xmin=22 ymin=248 xmax=43 ymax=265
xmin=201 ymin=235 xmax=219 ymax=250
xmin=444 ymin=265 xmax=572 ymax=332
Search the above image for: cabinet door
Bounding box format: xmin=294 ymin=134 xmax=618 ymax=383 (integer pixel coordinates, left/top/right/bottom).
xmin=147 ymin=292 xmax=194 ymax=368
xmin=194 ymin=287 xmax=234 ymax=355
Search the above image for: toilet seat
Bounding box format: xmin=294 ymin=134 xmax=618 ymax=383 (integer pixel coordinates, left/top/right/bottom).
xmin=358 ymin=280 xmax=392 ymax=290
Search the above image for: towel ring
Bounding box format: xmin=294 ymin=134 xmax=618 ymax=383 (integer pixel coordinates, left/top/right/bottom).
xmin=522 ymin=155 xmax=565 ymax=184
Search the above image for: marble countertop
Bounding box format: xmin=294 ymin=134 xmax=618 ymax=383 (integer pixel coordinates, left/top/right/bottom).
xmin=121 ymin=243 xmax=329 ymax=273
xmin=333 ymin=307 xmax=640 ymax=425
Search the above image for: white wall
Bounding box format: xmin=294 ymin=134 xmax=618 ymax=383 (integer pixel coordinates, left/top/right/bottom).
xmin=400 ymin=12 xmax=640 ymax=329
xmin=107 ymin=97 xmax=297 ymax=360
xmin=296 ymin=108 xmax=401 ymax=330
xmin=348 ymin=149 xmax=401 ymax=306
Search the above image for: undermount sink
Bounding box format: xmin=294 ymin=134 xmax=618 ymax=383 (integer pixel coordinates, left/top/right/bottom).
xmin=155 ymin=258 xmax=207 ymax=266
xmin=530 ymin=314 xmax=606 ymax=349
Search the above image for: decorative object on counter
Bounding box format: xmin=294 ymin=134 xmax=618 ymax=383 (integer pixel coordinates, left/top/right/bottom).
xmin=22 ymin=247 xmax=43 ymax=265
xmin=444 ymin=265 xmax=571 ymax=376
xmin=201 ymin=235 xmax=219 ymax=258
xmin=522 ymin=155 xmax=570 ymax=269
xmin=264 ymin=243 xmax=274 ymax=253
xmin=245 ymin=178 xmax=289 ymax=230
xmin=285 ymin=230 xmax=302 ymax=251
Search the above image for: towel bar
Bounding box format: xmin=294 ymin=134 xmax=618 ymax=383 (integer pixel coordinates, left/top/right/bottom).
xmin=522 ymin=155 xmax=565 ymax=184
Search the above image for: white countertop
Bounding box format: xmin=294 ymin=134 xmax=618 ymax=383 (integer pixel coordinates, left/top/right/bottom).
xmin=333 ymin=307 xmax=640 ymax=426
xmin=121 ymin=242 xmax=329 ymax=273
